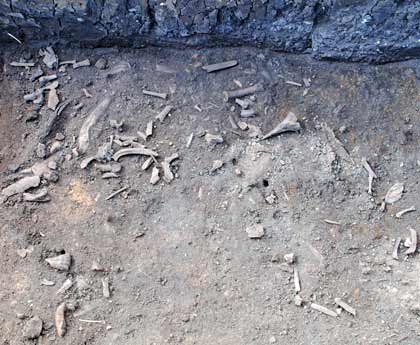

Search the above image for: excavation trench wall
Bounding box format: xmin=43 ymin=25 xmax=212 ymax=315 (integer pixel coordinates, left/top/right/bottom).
xmin=0 ymin=0 xmax=419 ymax=63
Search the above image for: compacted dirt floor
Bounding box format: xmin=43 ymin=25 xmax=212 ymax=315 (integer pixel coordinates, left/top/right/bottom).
xmin=1 ymin=45 xmax=420 ymax=345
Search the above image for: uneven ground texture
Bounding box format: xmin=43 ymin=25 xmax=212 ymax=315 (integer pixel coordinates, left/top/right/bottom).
xmin=1 ymin=45 xmax=420 ymax=345
xmin=1 ymin=0 xmax=420 ymax=62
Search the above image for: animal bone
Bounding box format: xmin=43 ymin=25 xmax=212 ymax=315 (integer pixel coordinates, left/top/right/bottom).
xmin=223 ymin=83 xmax=264 ymax=102
xmin=55 ymin=303 xmax=67 ymax=337
xmin=362 ymin=157 xmax=377 ymax=194
xmin=2 ymin=176 xmax=40 ymax=199
xmin=45 ymin=253 xmax=71 ymax=271
xmin=142 ymin=90 xmax=167 ymax=100
xmin=396 ymin=206 xmax=416 ymax=218
xmin=113 ymin=147 xmax=158 ymax=161
xmin=202 ymin=60 xmax=238 ymax=73
xmin=78 ymin=97 xmax=112 ymax=154
xmin=261 ymin=112 xmax=301 ymax=140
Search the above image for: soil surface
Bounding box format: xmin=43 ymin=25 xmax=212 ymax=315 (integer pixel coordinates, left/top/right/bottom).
xmin=1 ymin=45 xmax=420 ymax=345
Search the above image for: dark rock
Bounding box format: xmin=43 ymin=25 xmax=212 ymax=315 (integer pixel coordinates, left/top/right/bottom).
xmin=0 ymin=0 xmax=419 ymax=63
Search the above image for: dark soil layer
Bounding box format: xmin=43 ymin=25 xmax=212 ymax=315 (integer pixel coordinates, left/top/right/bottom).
xmin=0 ymin=0 xmax=420 ymax=62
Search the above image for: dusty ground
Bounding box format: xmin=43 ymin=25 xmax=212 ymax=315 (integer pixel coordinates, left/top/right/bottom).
xmin=1 ymin=45 xmax=420 ymax=345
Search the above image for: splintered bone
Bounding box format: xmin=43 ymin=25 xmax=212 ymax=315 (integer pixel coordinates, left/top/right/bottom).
xmin=223 ymin=83 xmax=264 ymax=102
xmin=392 ymin=237 xmax=401 ymax=260
xmin=156 ymin=105 xmax=173 ymax=123
xmin=405 ymin=228 xmax=417 ymax=255
xmin=310 ymin=303 xmax=337 ymax=317
xmin=142 ymin=90 xmax=167 ymax=100
xmin=78 ymin=97 xmax=112 ymax=154
xmin=113 ymin=147 xmax=158 ymax=161
xmin=202 ymin=60 xmax=238 ymax=73
xmin=385 ymin=183 xmax=404 ymax=204
xmin=261 ymin=112 xmax=301 ymax=140
xmin=396 ymin=206 xmax=415 ymax=219
xmin=361 ymin=157 xmax=377 ymax=195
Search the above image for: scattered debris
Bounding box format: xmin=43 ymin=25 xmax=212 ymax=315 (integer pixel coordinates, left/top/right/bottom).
xmin=36 ymin=143 xmax=47 ymax=158
xmin=284 ymin=253 xmax=295 ymax=264
xmin=106 ymin=61 xmax=130 ymax=77
xmin=102 ymin=278 xmax=111 ymax=298
xmin=47 ymin=88 xmax=59 ymax=110
xmin=385 ymin=183 xmax=404 ymax=204
xmin=23 ymin=188 xmax=50 ymax=202
xmin=49 ymin=141 xmax=62 ymax=155
xmin=30 ymin=66 xmax=44 ymax=82
xmin=396 ymin=206 xmax=415 ymax=219
xmin=229 ymin=114 xmax=239 ymax=129
xmin=56 ymin=278 xmax=73 ymax=294
xmin=41 ymin=279 xmax=55 ymax=286
xmin=334 ymin=298 xmax=356 ymax=316
xmin=205 ymin=133 xmax=224 ymax=145
xmin=261 ymin=112 xmax=301 ymax=140
xmin=60 ymin=60 xmax=76 ymax=66
xmin=105 ymin=186 xmax=128 ymax=201
xmin=223 ymin=83 xmax=264 ymax=102
xmin=142 ymin=157 xmax=154 ymax=171
xmin=235 ymin=98 xmax=251 ymax=109
xmin=73 ymin=59 xmax=91 ymax=69
xmin=6 ymin=31 xmax=22 ymax=44
xmin=247 ymin=124 xmax=262 ymax=138
xmin=202 ymin=60 xmax=238 ymax=73
xmin=39 ymin=100 xmax=70 ymax=140
xmin=42 ymin=47 xmax=58 ymax=69
xmin=95 ymin=163 xmax=122 ymax=173
xmin=95 ymin=58 xmax=107 ymax=70
xmin=24 ymin=89 xmax=44 ymax=102
xmin=78 ymin=319 xmax=105 ymax=324
xmin=162 ymin=153 xmax=179 ymax=183
xmin=45 ymin=253 xmax=71 ymax=271
xmin=238 ymin=121 xmax=248 ymax=131
xmin=23 ymin=316 xmax=43 ymax=339
xmin=150 ymin=167 xmax=160 ymax=185
xmin=362 ymin=157 xmax=377 ymax=194
xmin=295 ymin=295 xmax=303 ymax=306
xmin=240 ymin=109 xmax=257 ymax=118
xmin=310 ymin=303 xmax=337 ymax=317
xmin=91 ymin=261 xmax=104 ymax=271
xmin=110 ymin=119 xmax=124 ymax=132
xmin=156 ymin=105 xmax=173 ymax=123
xmin=113 ymin=147 xmax=158 ymax=161
xmin=405 ymin=228 xmax=417 ymax=255
xmin=322 ymin=123 xmax=353 ymax=163
xmin=146 ymin=121 xmax=154 ymax=138
xmin=39 ymin=74 xmax=57 ymax=86
xmin=78 ymin=97 xmax=112 ymax=154
xmin=285 ymin=80 xmax=302 ymax=87
xmin=293 ymin=268 xmax=301 ymax=293
xmin=55 ymin=303 xmax=67 ymax=337
xmin=392 ymin=237 xmax=402 ymax=260
xmin=142 ymin=89 xmax=167 ymax=100
xmin=2 ymin=176 xmax=41 ymax=199
xmin=186 ymin=133 xmax=194 ymax=148
xmin=211 ymin=160 xmax=224 ymax=173
xmin=17 ymin=248 xmax=28 ymax=258
xmin=82 ymin=88 xmax=93 ymax=98
xmin=246 ymin=224 xmax=265 ymax=239
xmin=10 ymin=61 xmax=35 ymax=68
xmin=324 ymin=219 xmax=341 ymax=226
xmin=102 ymin=172 xmax=119 ymax=179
